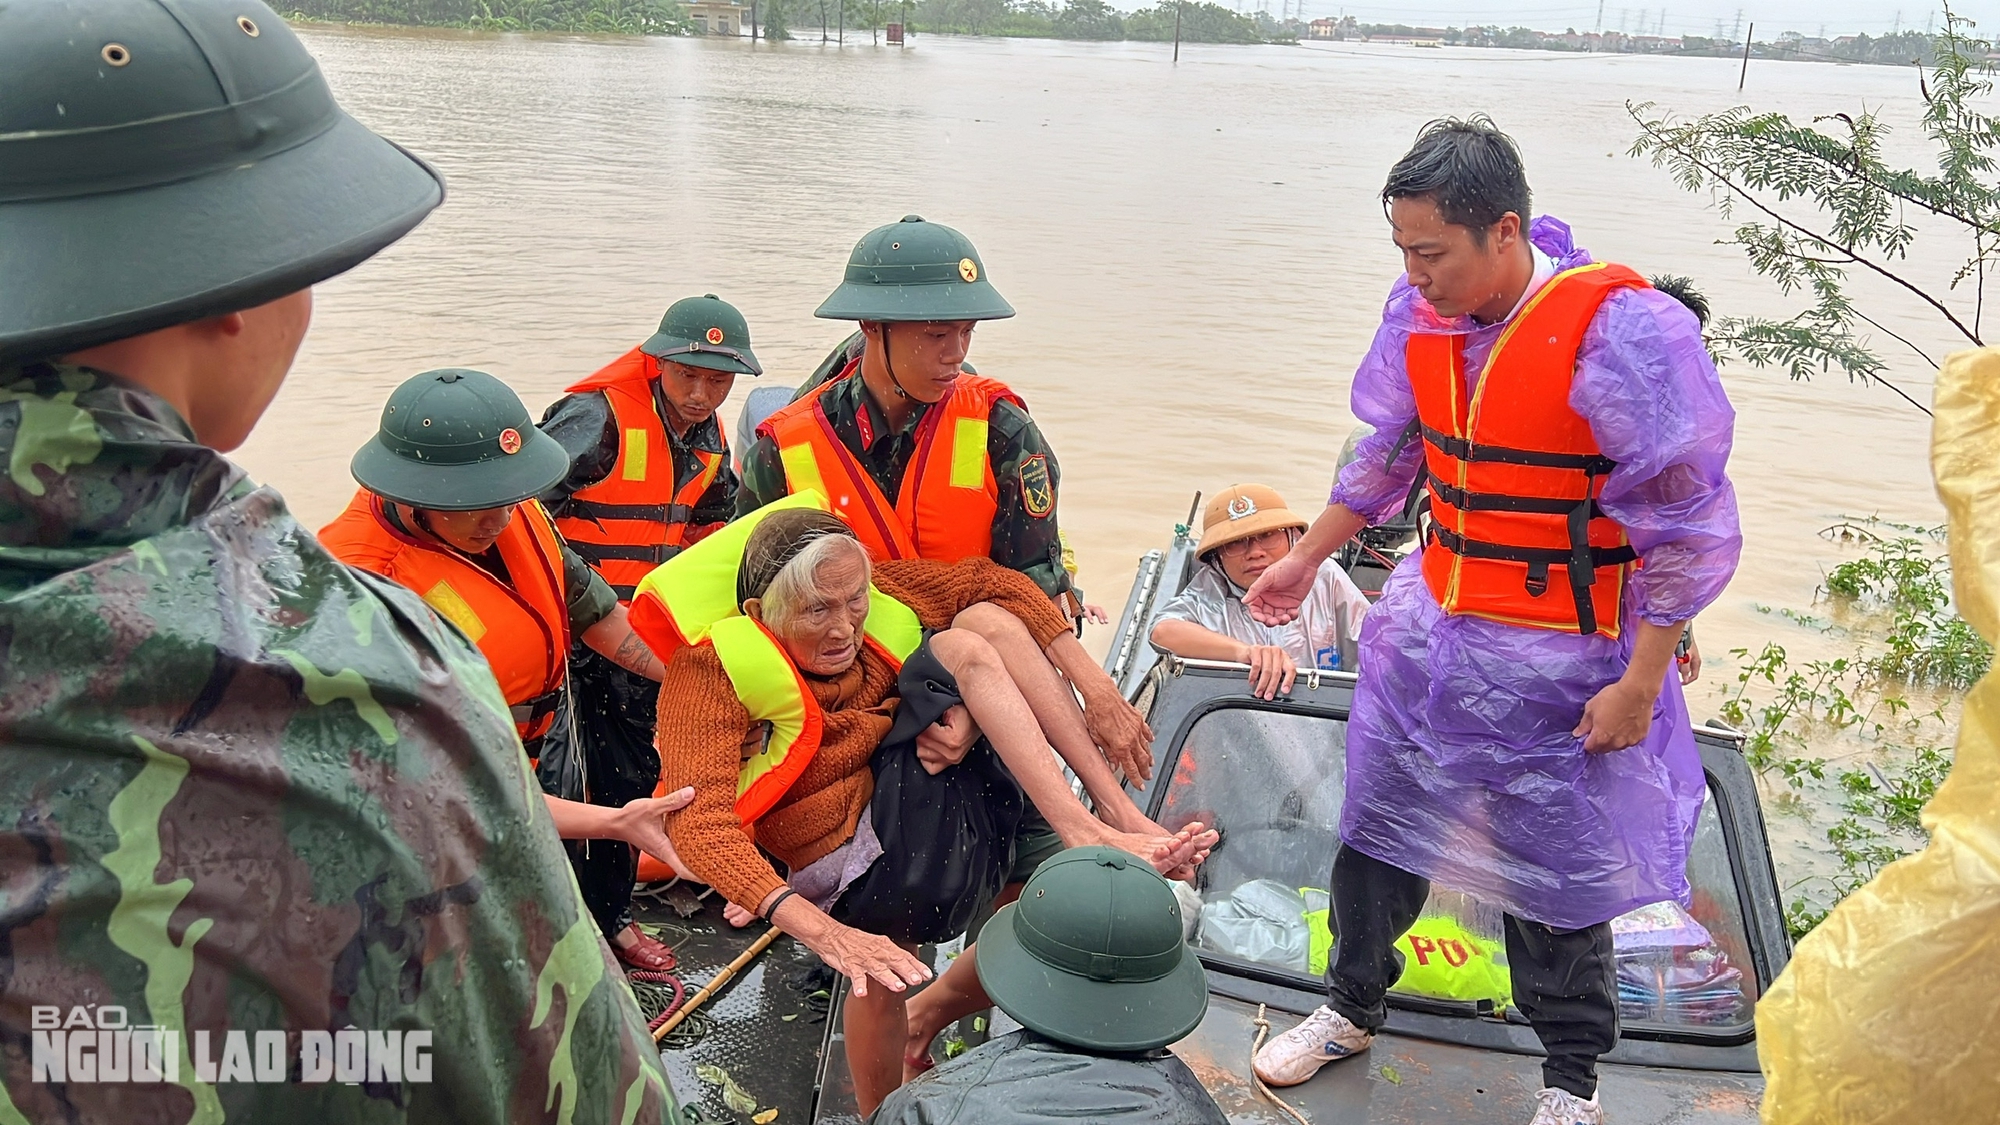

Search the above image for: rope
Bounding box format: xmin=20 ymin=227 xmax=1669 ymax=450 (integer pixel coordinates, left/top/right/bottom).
xmin=1250 ymin=1004 xmax=1314 ymax=1125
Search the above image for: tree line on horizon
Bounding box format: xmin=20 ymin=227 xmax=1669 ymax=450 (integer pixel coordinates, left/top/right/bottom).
xmin=286 ymin=0 xmax=1279 ymax=42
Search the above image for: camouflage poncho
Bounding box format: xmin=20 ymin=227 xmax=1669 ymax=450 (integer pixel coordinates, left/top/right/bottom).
xmin=0 ymin=363 xmax=679 ymax=1124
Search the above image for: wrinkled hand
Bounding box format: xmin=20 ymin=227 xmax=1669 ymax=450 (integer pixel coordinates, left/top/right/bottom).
xmin=1678 ymin=640 xmax=1703 ymax=685
xmin=1242 ymin=643 xmax=1297 ymax=701
xmin=814 ymin=922 xmax=932 ymax=999
xmin=915 ymin=705 xmax=979 ymax=775
xmin=1083 ymin=687 xmax=1156 ymax=783
xmin=1242 ymin=552 xmax=1315 ymax=626
xmin=1575 ymin=677 xmax=1660 ymax=753
xmin=611 ymin=787 xmax=696 ymax=877
xmin=1080 ymin=602 xmax=1111 ymax=625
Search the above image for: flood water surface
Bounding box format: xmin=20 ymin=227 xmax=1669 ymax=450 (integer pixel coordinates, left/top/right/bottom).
xmin=261 ymin=25 xmax=1962 ymax=884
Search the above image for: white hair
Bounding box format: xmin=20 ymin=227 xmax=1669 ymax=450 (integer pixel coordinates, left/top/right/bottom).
xmin=760 ymin=533 xmax=872 ymax=634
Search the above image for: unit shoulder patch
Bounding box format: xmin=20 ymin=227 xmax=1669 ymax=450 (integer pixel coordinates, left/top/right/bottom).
xmin=1018 ymin=453 xmax=1053 ymax=518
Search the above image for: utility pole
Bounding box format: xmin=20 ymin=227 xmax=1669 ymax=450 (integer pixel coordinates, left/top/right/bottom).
xmin=838 ymin=0 xmax=844 ymax=43
xmin=1730 ymin=7 xmax=1741 ymax=41
xmin=1738 ymin=20 xmax=1753 ymax=88
xmin=1593 ymin=0 xmax=1604 ymax=32
xmin=751 ymin=0 xmax=758 ymax=39
xmin=1173 ymin=0 xmax=1183 ymax=61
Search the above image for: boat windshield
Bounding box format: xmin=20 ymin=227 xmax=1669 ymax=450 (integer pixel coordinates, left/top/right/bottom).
xmin=1154 ymin=703 xmax=1760 ymax=1036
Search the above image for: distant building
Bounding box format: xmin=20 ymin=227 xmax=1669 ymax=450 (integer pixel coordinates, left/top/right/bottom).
xmin=683 ymin=0 xmax=748 ymax=34
xmin=1308 ymin=17 xmax=1337 ymax=38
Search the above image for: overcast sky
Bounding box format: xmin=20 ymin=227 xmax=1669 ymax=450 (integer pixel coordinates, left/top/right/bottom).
xmin=1275 ymin=0 xmax=1989 ymax=39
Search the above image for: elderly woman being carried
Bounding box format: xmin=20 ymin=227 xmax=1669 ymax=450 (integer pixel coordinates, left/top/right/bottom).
xmin=638 ymin=499 xmax=1214 ymax=1115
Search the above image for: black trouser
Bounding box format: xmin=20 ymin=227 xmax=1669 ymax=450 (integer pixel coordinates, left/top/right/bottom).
xmin=1324 ymin=845 xmax=1618 ymax=1099
xmin=546 ymin=644 xmax=663 ymax=943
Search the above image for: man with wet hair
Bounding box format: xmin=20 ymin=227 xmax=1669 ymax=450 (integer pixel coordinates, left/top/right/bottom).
xmin=0 ymin=1 xmax=679 ymax=1119
xmin=1245 ymin=117 xmax=1740 ymax=1125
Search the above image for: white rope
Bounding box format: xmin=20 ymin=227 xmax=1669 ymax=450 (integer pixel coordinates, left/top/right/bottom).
xmin=1250 ymin=1003 xmax=1315 ymax=1125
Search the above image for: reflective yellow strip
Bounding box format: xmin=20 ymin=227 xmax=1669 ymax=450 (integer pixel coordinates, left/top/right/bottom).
xmin=711 ymin=616 xmax=808 ymax=798
xmin=620 ymin=428 xmax=649 ymax=482
xmin=779 ymin=441 xmax=829 ymax=500
xmin=949 ymin=417 xmax=988 ymax=489
xmin=423 ymin=580 xmax=486 ymax=643
xmin=863 ymin=587 xmax=924 ymax=661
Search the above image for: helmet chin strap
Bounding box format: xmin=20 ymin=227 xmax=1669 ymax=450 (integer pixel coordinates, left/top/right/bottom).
xmin=879 ymin=322 xmax=915 ymax=401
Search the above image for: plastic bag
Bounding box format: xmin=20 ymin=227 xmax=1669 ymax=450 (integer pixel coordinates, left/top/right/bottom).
xmin=1755 ymin=348 xmax=2000 ymax=1123
xmin=1199 ymin=880 xmax=1311 ymax=971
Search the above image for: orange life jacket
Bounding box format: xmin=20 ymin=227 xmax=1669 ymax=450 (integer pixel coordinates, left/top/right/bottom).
xmin=320 ymin=491 xmax=571 ymax=741
xmin=1408 ymin=262 xmax=1646 ymax=638
xmin=756 ymin=361 xmax=1024 ymax=564
xmin=556 ymin=346 xmax=728 ymax=601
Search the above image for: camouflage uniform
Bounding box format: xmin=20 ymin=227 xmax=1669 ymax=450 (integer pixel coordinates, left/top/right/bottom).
xmin=736 ymin=335 xmax=1071 ymax=600
xmin=0 ymin=362 xmax=679 ymax=1123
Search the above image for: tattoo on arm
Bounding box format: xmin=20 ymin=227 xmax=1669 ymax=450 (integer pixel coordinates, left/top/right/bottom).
xmin=613 ymin=629 xmax=663 ymax=679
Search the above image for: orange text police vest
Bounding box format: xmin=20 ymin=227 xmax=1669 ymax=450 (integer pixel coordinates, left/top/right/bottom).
xmin=1408 ymin=262 xmax=1646 ymax=638
xmin=556 ymin=347 xmax=727 ymax=601
xmin=757 ymin=363 xmax=1024 ymax=564
xmin=320 ymin=491 xmax=571 ymax=741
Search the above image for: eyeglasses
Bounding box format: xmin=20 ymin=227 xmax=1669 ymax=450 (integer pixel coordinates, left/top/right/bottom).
xmin=1216 ymin=528 xmax=1294 ymax=560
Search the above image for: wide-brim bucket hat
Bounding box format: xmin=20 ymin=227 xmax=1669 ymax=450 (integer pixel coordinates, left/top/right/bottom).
xmin=0 ymin=0 xmax=445 ymax=365
xmin=814 ymin=215 xmax=1016 ymax=323
xmin=975 ymin=847 xmax=1208 ymax=1053
xmin=351 ymin=369 xmax=569 ymax=512
xmin=1198 ymin=484 xmax=1309 ymax=560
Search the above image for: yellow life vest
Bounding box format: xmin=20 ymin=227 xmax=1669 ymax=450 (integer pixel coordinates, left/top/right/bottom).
xmin=627 ymin=488 xmax=923 ymax=826
xmin=1305 ymin=907 xmax=1514 ymax=1010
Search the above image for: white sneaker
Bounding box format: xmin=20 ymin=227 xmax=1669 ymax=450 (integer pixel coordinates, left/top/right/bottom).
xmin=1252 ymin=1005 xmax=1374 ymax=1087
xmin=1528 ymin=1086 xmax=1604 ymax=1125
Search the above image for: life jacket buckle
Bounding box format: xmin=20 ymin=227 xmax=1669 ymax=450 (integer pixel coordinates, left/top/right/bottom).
xmin=1524 ymin=561 xmax=1550 ymax=597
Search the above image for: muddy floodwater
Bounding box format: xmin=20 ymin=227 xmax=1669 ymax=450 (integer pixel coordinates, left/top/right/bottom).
xmin=259 ymin=24 xmax=1960 ymax=888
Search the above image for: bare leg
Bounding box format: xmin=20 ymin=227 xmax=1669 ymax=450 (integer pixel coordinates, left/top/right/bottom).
xmin=949 ymin=603 xmax=1142 ymax=825
xmin=848 ymin=940 xmax=919 ymax=1117
xmin=925 ymin=629 xmax=1182 ymax=860
xmin=902 ymin=886 xmax=1023 ymax=1079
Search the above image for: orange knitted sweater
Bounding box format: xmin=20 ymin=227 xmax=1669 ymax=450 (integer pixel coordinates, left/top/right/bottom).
xmin=655 ymin=556 xmax=1070 ymax=910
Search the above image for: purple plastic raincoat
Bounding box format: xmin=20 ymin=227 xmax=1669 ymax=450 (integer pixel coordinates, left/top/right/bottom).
xmin=1333 ymin=216 xmax=1740 ymax=931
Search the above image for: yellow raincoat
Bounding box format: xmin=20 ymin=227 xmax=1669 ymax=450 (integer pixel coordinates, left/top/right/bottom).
xmin=1755 ymin=348 xmax=2000 ymax=1122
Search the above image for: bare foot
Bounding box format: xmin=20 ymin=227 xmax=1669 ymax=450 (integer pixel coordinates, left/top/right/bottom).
xmin=722 ymin=901 xmax=757 ymax=928
xmin=1101 ymin=822 xmax=1217 ymax=876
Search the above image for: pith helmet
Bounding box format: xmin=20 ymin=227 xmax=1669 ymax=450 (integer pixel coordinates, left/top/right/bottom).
xmin=351 ymin=370 xmax=569 ymax=511
xmin=1198 ymin=484 xmax=1308 ymax=560
xmin=640 ymin=294 xmax=763 ymax=376
xmin=0 ymin=0 xmax=444 ymax=365
xmin=976 ymin=847 xmax=1208 ymax=1052
xmin=814 ymin=216 xmax=1015 ymax=323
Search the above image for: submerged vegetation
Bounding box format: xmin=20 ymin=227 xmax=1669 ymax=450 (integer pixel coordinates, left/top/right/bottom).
xmin=1715 ymin=522 xmax=1986 ymax=938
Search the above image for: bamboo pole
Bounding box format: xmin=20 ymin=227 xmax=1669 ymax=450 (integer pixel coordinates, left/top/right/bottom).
xmin=652 ymin=925 xmax=783 ymax=1042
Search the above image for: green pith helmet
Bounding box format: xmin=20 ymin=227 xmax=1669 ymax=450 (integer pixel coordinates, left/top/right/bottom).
xmin=0 ymin=0 xmax=444 ymax=366
xmin=640 ymin=293 xmax=763 ymax=376
xmin=976 ymin=847 xmax=1208 ymax=1052
xmin=351 ymin=370 xmax=569 ymax=512
xmin=814 ymin=215 xmax=1016 ymax=323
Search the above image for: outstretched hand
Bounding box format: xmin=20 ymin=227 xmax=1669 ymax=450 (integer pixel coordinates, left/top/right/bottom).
xmin=1242 ymin=552 xmax=1315 ymax=626
xmin=611 ymin=787 xmax=697 ymax=877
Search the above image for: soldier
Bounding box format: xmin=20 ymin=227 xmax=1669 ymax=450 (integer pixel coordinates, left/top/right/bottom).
xmin=537 ymin=294 xmax=761 ymax=964
xmin=734 ymin=216 xmax=1157 ymax=1079
xmin=318 ymin=369 xmax=696 ymax=916
xmin=0 ymin=2 xmax=678 ymax=1121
